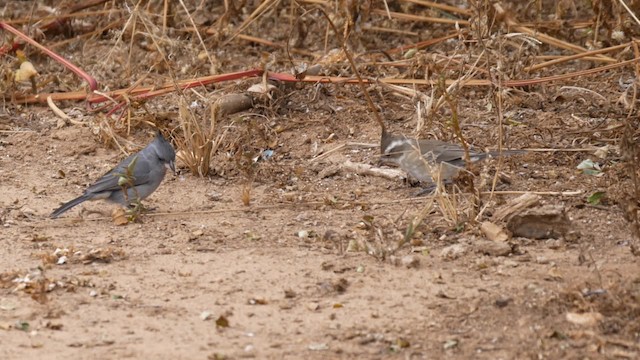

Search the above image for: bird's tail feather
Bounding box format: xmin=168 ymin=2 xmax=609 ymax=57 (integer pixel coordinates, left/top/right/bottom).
xmin=50 ymin=194 xmax=90 ymax=218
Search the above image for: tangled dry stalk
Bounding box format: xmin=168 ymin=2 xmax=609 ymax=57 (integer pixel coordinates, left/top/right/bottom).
xmin=3 ymin=1 xmax=640 ymax=246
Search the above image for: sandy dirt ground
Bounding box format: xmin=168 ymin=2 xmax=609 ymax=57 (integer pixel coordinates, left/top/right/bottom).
xmin=2 ymin=1 xmax=640 ymax=359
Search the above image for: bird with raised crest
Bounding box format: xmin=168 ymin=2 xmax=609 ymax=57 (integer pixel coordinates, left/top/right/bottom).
xmin=50 ymin=131 xmax=176 ymax=218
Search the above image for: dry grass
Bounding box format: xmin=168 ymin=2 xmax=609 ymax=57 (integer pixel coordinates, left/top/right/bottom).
xmin=175 ymin=98 xmax=225 ymax=177
xmin=3 ymin=1 xmax=640 ymax=240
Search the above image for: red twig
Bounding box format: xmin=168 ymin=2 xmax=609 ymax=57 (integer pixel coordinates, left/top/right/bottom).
xmin=0 ymin=21 xmax=98 ymax=91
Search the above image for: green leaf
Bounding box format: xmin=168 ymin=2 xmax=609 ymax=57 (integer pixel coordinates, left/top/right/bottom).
xmin=577 ymin=159 xmax=603 ymax=176
xmin=126 ymin=155 xmax=138 ymax=176
xmin=587 ymin=191 xmax=605 ymax=205
xmin=15 ymin=320 xmax=29 ymax=331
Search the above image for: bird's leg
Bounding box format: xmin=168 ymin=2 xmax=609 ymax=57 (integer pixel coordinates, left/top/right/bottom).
xmin=127 ymin=200 xmax=154 ymax=213
xmin=124 ymin=199 xmax=151 ymax=223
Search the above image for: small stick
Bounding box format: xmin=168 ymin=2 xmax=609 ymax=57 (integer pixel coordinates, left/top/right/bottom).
xmin=310 ymin=142 xmax=378 ymax=162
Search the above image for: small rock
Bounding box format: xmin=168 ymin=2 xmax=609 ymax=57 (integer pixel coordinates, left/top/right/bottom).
xmin=279 ymin=301 xmax=294 ymax=310
xmin=481 ymin=221 xmax=509 ymax=242
xmin=401 ymin=255 xmax=420 ymax=269
xmin=494 ymin=192 xmax=541 ymax=221
xmin=323 ymin=230 xmax=339 ymax=242
xmin=503 ymin=259 xmax=519 ymax=267
xmin=507 ymin=205 xmax=571 ymax=239
xmin=200 ymin=311 xmax=212 ymax=321
xmin=566 ymin=311 xmax=603 ymax=326
xmin=494 ymin=296 xmax=512 ymax=308
xmin=440 ymin=244 xmax=467 ymax=260
xmin=189 ymin=230 xmax=204 ymax=241
xmin=536 ymin=256 xmax=550 ymax=264
xmin=308 ymin=343 xmax=329 ymax=351
xmin=443 ymin=339 xmax=459 ymax=350
xmin=284 ymin=289 xmax=297 ymax=299
xmin=318 ymin=165 xmax=340 ymax=179
xmin=206 ymin=191 xmax=222 ymax=201
xmin=474 ymin=240 xmax=512 ymax=256
xmin=20 ymin=207 xmax=36 ymax=217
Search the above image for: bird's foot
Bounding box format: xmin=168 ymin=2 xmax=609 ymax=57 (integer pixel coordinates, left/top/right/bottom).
xmin=128 ymin=203 xmax=154 ymax=213
xmin=123 ymin=201 xmax=150 ymax=222
xmin=413 ymin=179 xmax=454 ymax=197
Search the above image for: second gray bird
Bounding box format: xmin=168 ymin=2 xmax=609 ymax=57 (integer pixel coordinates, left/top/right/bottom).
xmin=380 ymin=131 xmax=522 ymax=184
xmin=51 ymin=131 xmax=176 ymax=218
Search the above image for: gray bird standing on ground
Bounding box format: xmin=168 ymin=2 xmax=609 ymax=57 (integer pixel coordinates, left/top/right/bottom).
xmin=50 ymin=131 xmax=176 ymax=218
xmin=380 ymin=130 xmax=523 ymax=184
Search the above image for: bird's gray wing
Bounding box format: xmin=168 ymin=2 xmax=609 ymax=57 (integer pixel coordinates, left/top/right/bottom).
xmin=415 ymin=140 xmax=463 ymax=163
xmin=419 ymin=140 xmax=489 ymax=165
xmin=84 ymin=153 xmax=153 ymax=194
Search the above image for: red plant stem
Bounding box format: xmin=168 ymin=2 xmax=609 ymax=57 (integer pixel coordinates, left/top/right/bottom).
xmin=0 ymin=22 xmax=98 ymax=91
xmin=95 ymin=69 xmax=267 ymax=115
xmin=89 ymin=69 xmax=266 ymax=106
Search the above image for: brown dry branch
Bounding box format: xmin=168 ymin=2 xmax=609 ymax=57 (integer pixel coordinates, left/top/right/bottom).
xmin=3 ymin=8 xmax=120 ymax=27
xmin=619 ymin=41 xmax=640 ymax=256
xmin=370 ymin=9 xmax=470 ymax=26
xmin=381 ymin=32 xmax=459 ymax=55
xmin=526 ymin=42 xmax=632 ymax=72
xmin=493 ymin=2 xmax=616 ymax=62
xmin=221 ymin=0 xmax=281 ymax=47
xmin=10 ymin=56 xmax=640 ymax=106
xmin=232 ymin=34 xmax=316 ymax=57
xmin=399 ymin=0 xmax=473 ymax=17
xmin=11 ymin=69 xmax=264 ymax=105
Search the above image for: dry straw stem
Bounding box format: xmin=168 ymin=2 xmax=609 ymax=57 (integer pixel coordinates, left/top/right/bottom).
xmin=492 ymin=3 xmax=615 ymax=62
xmin=230 ymin=34 xmax=316 ymax=57
xmin=431 ymin=171 xmax=462 ymax=226
xmin=621 ymin=40 xmax=640 ymax=255
xmin=0 ymin=22 xmax=98 ymax=91
xmin=401 ymin=195 xmax=436 ymax=246
xmin=526 ymin=42 xmax=633 ymax=72
xmin=221 ymin=0 xmax=280 ymax=47
xmin=616 ymin=0 xmax=640 ymax=27
xmin=371 ymin=9 xmax=470 ymax=26
xmin=364 ymin=26 xmax=418 ymax=37
xmin=176 ymin=99 xmax=227 ymax=177
xmin=382 ymin=32 xmax=459 ymax=55
xmin=14 ymin=57 xmax=638 ymax=105
xmin=4 ymin=9 xmax=121 ymax=26
xmin=310 ymin=142 xmax=378 ymax=162
xmin=97 ymin=117 xmax=130 ymax=156
xmin=400 ymin=0 xmax=473 ymax=17
xmin=177 ymin=0 xmax=215 ymax=71
xmin=49 ymin=19 xmax=124 ymax=51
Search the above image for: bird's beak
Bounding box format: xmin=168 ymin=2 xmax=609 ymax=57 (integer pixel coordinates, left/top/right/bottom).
xmin=166 ymin=161 xmax=176 ymax=175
